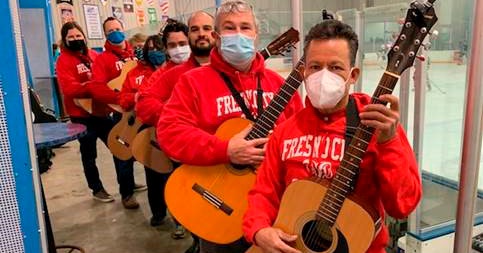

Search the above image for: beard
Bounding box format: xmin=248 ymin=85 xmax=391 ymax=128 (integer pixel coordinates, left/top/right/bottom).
xmin=190 ymin=41 xmax=213 ymax=57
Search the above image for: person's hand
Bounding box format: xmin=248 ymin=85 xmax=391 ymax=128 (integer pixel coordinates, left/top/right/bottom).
xmin=227 ymin=125 xmax=268 ymax=166
xmin=254 ymin=227 xmax=301 ymax=253
xmin=360 ymin=94 xmax=399 ymax=143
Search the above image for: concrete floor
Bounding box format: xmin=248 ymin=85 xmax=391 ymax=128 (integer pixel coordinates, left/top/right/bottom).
xmin=41 ymin=141 xmax=193 ymax=253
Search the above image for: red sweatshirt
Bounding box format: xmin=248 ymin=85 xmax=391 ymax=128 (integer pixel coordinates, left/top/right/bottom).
xmin=142 ymin=60 xmax=178 ymax=90
xmin=119 ymin=62 xmax=155 ymax=111
xmin=243 ymin=94 xmax=422 ymax=253
xmin=136 ymin=56 xmax=199 ymax=126
xmin=56 ymin=48 xmax=98 ymax=118
xmin=156 ymin=49 xmax=303 ymax=166
xmin=90 ymin=41 xmax=135 ymax=105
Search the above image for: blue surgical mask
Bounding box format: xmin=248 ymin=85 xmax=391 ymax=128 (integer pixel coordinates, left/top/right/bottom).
xmin=107 ymin=31 xmax=125 ymax=44
xmin=148 ymin=50 xmax=166 ymax=66
xmin=220 ymin=33 xmax=255 ymax=69
xmin=134 ymin=47 xmax=144 ymax=60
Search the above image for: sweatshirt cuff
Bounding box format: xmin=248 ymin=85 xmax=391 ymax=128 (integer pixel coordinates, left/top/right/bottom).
xmin=213 ymin=139 xmax=230 ymax=164
xmin=245 ymin=222 xmax=270 ymax=245
xmin=375 ymin=132 xmax=401 ymax=148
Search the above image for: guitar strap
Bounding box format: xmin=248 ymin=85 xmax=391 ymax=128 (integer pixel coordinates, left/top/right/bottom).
xmin=219 ymin=72 xmax=264 ymax=122
xmin=345 ymin=95 xmax=360 ymax=146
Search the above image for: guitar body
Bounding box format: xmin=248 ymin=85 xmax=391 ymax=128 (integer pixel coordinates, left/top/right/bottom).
xmin=107 ymin=110 xmax=143 ymax=160
xmin=131 ymin=127 xmax=173 ymax=173
xmin=108 ymin=60 xmax=137 ymax=91
xmin=165 ymin=117 xmax=256 ymax=244
xmin=247 ymin=179 xmax=380 ymax=253
xmin=73 ymin=61 xmax=137 ymax=115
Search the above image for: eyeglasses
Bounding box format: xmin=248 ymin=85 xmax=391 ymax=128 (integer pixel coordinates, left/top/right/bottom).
xmin=217 ymin=0 xmax=252 ymax=14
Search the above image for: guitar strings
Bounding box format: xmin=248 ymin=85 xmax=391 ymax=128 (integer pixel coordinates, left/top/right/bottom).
xmin=302 ymin=72 xmax=399 ymax=249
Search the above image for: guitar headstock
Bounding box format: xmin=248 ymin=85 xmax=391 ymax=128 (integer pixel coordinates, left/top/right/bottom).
xmin=386 ymin=0 xmax=438 ymax=75
xmin=261 ymin=28 xmax=300 ymax=59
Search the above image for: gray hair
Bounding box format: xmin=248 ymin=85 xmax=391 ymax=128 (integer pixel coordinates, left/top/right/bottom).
xmin=215 ymin=0 xmax=258 ymax=32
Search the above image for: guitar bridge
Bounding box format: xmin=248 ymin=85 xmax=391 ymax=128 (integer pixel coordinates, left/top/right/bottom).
xmin=116 ymin=136 xmax=129 ymax=147
xmin=192 ymin=183 xmax=233 ymax=215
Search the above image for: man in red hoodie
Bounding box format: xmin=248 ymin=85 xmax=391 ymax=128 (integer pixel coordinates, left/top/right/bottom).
xmin=89 ymin=17 xmax=140 ymax=209
xmin=140 ymin=20 xmax=190 ymax=94
xmin=156 ymin=1 xmax=303 ymax=252
xmin=242 ymin=20 xmax=422 ymax=253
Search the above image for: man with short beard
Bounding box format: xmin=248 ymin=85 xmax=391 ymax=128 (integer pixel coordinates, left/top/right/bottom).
xmin=136 ymin=11 xmax=215 ymax=127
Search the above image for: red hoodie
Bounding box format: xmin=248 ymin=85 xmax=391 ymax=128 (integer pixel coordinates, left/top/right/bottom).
xmin=156 ymin=49 xmax=303 ymax=166
xmin=90 ymin=41 xmax=135 ymax=105
xmin=56 ymin=48 xmax=98 ymax=118
xmin=136 ymin=56 xmax=199 ymax=126
xmin=119 ymin=61 xmax=155 ymax=111
xmin=142 ymin=60 xmax=178 ymax=90
xmin=242 ymin=94 xmax=422 ymax=253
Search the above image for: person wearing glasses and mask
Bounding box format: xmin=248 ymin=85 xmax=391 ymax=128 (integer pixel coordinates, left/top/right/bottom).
xmin=156 ymin=1 xmax=303 ymax=252
xmin=243 ymin=20 xmax=422 ymax=253
xmin=89 ymin=17 xmax=141 ymax=209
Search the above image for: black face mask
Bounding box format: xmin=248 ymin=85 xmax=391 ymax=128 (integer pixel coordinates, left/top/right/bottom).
xmin=66 ymin=39 xmax=86 ymax=51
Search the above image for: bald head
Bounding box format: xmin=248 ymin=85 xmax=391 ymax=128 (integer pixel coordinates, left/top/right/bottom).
xmin=187 ymin=11 xmax=215 ymax=57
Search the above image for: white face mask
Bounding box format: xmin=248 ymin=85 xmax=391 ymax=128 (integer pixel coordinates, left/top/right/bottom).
xmin=167 ymin=45 xmax=191 ymax=64
xmin=304 ymin=68 xmax=351 ymax=110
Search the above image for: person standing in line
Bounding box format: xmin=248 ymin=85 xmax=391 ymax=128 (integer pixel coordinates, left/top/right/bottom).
xmin=242 ymin=20 xmax=422 ymax=253
xmin=136 ymin=10 xmax=215 ymax=253
xmin=89 ymin=17 xmax=144 ymax=209
xmin=119 ymin=34 xmax=170 ymax=226
xmin=156 ymin=1 xmax=303 ymax=252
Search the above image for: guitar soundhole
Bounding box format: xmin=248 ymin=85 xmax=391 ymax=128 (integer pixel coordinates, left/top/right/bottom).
xmin=128 ymin=116 xmax=135 ymax=125
xmin=301 ymin=220 xmax=333 ymax=252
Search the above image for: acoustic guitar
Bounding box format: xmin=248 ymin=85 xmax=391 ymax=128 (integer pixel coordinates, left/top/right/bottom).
xmin=165 ymin=35 xmax=306 ymax=244
xmin=74 ymin=60 xmax=137 ymax=115
xmin=107 ymin=110 xmax=143 ymax=160
xmin=247 ymin=1 xmax=438 ymax=252
xmin=132 ymin=27 xmax=301 ymax=174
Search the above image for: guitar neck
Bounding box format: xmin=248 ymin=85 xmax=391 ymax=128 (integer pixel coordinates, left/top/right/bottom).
xmin=245 ymin=57 xmax=305 ymax=141
xmin=317 ymin=71 xmax=400 ymax=226
xmin=259 ymin=48 xmax=271 ymax=60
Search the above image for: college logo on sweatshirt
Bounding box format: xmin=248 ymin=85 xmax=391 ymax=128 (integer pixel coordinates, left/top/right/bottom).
xmin=115 ymin=60 xmax=125 ymax=71
xmin=216 ymin=90 xmax=274 ymax=117
xmin=281 ymin=135 xmax=345 ymax=179
xmin=76 ymin=63 xmax=90 ymax=74
xmin=135 ymin=75 xmax=144 ymax=86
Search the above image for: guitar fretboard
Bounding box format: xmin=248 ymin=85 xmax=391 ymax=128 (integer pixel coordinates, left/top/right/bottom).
xmin=317 ymin=72 xmax=400 ymax=226
xmin=245 ymin=57 xmax=305 ymax=141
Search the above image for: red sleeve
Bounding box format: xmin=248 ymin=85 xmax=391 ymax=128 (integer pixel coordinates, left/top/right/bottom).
xmin=135 ymin=69 xmax=166 ymax=126
xmin=243 ymin=132 xmax=286 ymax=244
xmin=156 ymin=74 xmax=230 ymax=165
xmin=374 ymin=125 xmax=422 ymax=218
xmin=119 ymin=70 xmax=136 ymax=111
xmin=55 ymin=55 xmax=90 ymax=98
xmin=89 ymin=54 xmax=119 ymax=104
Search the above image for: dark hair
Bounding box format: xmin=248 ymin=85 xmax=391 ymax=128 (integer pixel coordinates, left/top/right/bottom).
xmin=160 ymin=19 xmax=188 ymax=48
xmin=102 ymin=17 xmax=123 ymax=33
xmin=143 ymin=34 xmax=164 ymax=67
xmin=304 ymin=20 xmax=358 ymax=66
xmin=60 ymin=21 xmax=88 ymax=54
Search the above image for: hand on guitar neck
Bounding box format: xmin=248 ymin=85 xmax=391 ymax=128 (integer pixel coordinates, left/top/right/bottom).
xmin=359 ymin=94 xmax=400 ymax=143
xmin=227 ymin=125 xmax=268 ymax=167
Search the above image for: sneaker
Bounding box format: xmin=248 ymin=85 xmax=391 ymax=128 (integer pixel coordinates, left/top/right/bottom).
xmin=171 ymin=225 xmax=186 ymax=239
xmin=133 ymin=183 xmax=147 ymax=192
xmin=150 ymin=215 xmax=165 ymax=227
xmin=93 ymin=189 xmax=114 ymax=203
xmin=122 ymin=195 xmax=140 ymax=209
